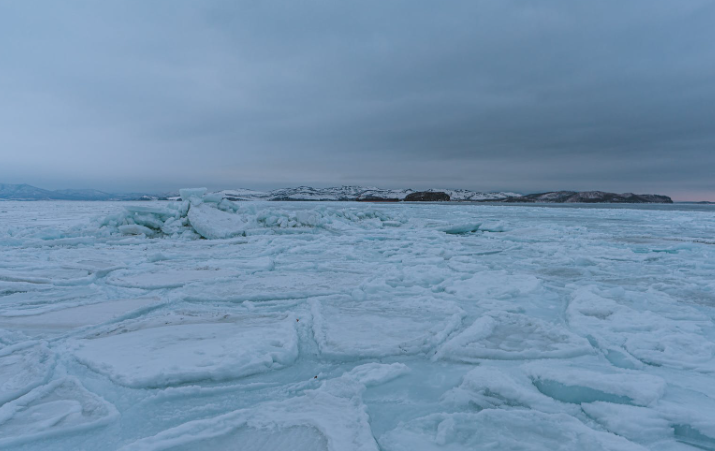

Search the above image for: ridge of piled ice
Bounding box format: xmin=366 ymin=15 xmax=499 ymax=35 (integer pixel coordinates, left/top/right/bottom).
xmin=98 ymin=188 xmax=519 ymax=240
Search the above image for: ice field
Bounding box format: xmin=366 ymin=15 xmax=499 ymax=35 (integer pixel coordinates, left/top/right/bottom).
xmin=1 ymin=193 xmax=714 ymax=450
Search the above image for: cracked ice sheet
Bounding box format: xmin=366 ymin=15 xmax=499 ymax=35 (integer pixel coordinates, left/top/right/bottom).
xmin=0 ymin=200 xmax=714 ymax=450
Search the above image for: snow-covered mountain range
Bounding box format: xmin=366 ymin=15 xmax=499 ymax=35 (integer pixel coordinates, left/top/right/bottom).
xmin=204 ymin=187 xmax=673 ymax=203
xmin=0 ymin=184 xmax=165 ymax=201
xmin=209 ymin=186 xmax=522 ymax=202
xmin=506 ymin=191 xmax=673 ymax=204
xmin=2 ymin=183 xmax=673 ymax=203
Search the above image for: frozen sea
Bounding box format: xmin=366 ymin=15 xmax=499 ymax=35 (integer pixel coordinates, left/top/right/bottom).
xmin=1 ymin=197 xmax=714 ymax=450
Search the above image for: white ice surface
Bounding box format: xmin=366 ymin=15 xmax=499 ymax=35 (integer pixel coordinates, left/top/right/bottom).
xmin=0 ymin=197 xmax=714 ymax=450
xmin=70 ymin=314 xmax=298 ymax=388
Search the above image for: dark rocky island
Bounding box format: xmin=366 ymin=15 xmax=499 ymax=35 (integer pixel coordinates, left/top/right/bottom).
xmin=504 ymin=191 xmax=673 ymax=204
xmin=404 ymin=191 xmax=451 ymax=202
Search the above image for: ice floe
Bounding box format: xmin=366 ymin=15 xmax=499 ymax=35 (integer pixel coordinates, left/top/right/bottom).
xmin=311 ymin=296 xmax=463 ymax=358
xmin=436 ymin=311 xmax=593 ymax=361
xmin=71 ymin=314 xmax=298 ymax=388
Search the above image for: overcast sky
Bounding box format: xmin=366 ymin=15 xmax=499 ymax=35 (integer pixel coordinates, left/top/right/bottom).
xmin=1 ymin=1 xmax=714 ymax=200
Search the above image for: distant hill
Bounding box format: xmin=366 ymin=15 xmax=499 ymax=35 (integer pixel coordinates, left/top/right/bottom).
xmin=204 ymin=186 xmax=520 ymax=202
xmin=191 ymin=187 xmax=673 ymax=203
xmin=504 ymin=191 xmax=673 ymax=204
xmin=1 ymin=183 xmax=674 ymax=203
xmin=0 ymin=183 xmax=167 ymax=201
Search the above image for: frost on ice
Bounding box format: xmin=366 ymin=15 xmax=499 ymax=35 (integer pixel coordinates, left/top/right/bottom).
xmin=0 ymin=191 xmax=714 ymax=450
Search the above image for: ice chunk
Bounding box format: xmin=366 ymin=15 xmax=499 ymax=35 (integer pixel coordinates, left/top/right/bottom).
xmin=71 ymin=315 xmax=298 ymax=388
xmin=0 ymin=377 xmax=117 ymax=447
xmin=657 ymin=395 xmax=715 ymax=450
xmin=603 ymin=348 xmax=643 ymax=370
xmin=0 ymin=344 xmax=54 ymax=404
xmin=187 ymin=203 xmax=250 ymax=239
xmin=311 ymin=296 xmax=463 ymax=358
xmin=439 ymin=223 xmax=481 ymax=234
xmin=201 ymin=192 xmax=224 ymax=203
xmin=567 ymin=287 xmax=715 ymax=370
xmin=581 ymin=402 xmax=672 ymax=444
xmin=436 ymin=312 xmax=593 ymax=361
xmin=444 ymin=271 xmax=541 ymax=301
xmin=342 ymin=362 xmax=410 ymax=387
xmin=625 ymin=332 xmax=715 ymax=370
xmin=178 ymin=188 xmax=207 ymax=204
xmin=443 ymin=366 xmax=566 ymax=413
xmin=525 ymin=362 xmax=666 ymax=406
xmin=566 ymin=287 xmax=684 ymax=344
xmin=379 ymin=410 xmax=647 ymax=451
xmin=123 ymin=205 xmax=178 ymax=217
xmin=479 ymin=220 xmax=507 ymax=232
xmin=118 ymin=224 xmax=156 ymax=236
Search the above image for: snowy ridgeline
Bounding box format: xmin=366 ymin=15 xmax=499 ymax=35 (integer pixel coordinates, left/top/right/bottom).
xmin=177 ymin=186 xmax=521 ymax=202
xmin=172 ymin=187 xmax=674 ymax=203
xmin=0 ymin=197 xmax=714 ymax=450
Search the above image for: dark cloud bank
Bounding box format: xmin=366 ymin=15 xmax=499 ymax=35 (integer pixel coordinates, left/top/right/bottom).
xmin=1 ymin=1 xmax=714 ymax=200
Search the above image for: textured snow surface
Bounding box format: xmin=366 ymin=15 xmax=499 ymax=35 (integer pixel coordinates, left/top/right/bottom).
xmin=0 ymin=198 xmax=714 ymax=450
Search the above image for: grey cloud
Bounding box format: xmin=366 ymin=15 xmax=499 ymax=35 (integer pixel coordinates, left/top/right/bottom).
xmin=0 ymin=0 xmax=714 ymax=199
